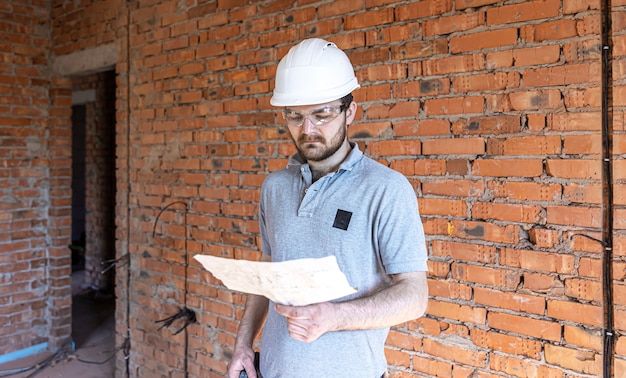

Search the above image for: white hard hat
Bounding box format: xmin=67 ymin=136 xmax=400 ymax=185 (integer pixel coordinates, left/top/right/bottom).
xmin=270 ymin=38 xmax=360 ymax=107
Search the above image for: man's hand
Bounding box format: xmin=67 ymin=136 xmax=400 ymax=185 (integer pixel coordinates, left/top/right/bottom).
xmin=274 ymin=302 xmax=338 ymax=343
xmin=227 ymin=346 xmax=257 ymax=378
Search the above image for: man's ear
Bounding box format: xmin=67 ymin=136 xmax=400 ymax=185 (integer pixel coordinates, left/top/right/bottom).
xmin=346 ymin=101 xmax=357 ymax=125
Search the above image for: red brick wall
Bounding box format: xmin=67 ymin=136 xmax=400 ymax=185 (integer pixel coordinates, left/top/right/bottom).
xmin=0 ymin=0 xmax=73 ymax=355
xmin=3 ymin=0 xmax=626 ymax=376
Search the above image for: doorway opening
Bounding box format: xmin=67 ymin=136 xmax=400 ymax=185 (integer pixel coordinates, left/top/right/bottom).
xmin=70 ymin=70 xmax=117 ymax=371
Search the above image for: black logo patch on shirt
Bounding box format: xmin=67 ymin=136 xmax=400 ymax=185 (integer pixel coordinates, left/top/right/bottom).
xmin=333 ymin=209 xmax=352 ymax=231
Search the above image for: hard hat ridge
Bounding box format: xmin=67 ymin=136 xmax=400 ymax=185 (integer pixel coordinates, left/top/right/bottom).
xmin=270 ymin=38 xmax=360 ymax=107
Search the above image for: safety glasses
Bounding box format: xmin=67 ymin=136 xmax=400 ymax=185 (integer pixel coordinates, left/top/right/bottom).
xmin=282 ymin=103 xmax=347 ymax=127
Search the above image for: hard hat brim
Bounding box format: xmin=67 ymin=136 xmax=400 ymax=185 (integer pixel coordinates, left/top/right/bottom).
xmin=270 ymin=80 xmax=360 ymax=107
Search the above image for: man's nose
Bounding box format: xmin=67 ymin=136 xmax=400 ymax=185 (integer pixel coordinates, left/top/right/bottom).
xmin=301 ymin=117 xmax=317 ymax=133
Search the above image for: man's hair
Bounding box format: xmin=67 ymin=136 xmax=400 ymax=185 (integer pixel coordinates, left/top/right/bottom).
xmin=340 ymin=93 xmax=353 ymax=107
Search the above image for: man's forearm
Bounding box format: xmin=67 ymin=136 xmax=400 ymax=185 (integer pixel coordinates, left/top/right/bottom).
xmin=235 ymin=293 xmax=269 ymax=348
xmin=333 ymin=271 xmax=428 ymax=331
xmin=274 ymin=271 xmax=428 ymax=343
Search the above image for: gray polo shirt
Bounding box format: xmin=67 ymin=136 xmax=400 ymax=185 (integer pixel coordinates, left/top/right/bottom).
xmin=259 ymin=143 xmax=427 ymax=378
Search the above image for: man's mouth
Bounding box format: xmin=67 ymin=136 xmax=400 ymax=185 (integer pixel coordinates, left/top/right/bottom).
xmin=299 ymin=136 xmax=324 ymax=145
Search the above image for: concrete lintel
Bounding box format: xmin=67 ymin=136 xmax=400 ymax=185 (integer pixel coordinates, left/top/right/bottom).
xmin=52 ymin=43 xmax=119 ymax=77
xmin=72 ymin=89 xmax=96 ymax=105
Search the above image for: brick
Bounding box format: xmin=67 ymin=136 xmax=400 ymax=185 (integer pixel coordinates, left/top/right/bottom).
xmin=423 ymin=96 xmax=484 ymax=115
xmin=452 ymin=262 xmax=520 ymax=288
xmin=486 ymin=50 xmax=514 ymax=70
xmin=427 ymin=299 xmax=486 ymax=325
xmin=423 ymin=54 xmax=485 ymax=75
xmin=423 ymin=12 xmax=484 ymax=36
xmin=564 ymin=324 xmax=602 ymax=350
xmin=349 ymin=121 xmax=392 ymax=139
xmin=413 ymin=158 xmax=447 ymax=175
xmin=367 ymin=139 xmax=421 ymax=156
xmin=487 ymin=0 xmax=561 ymax=25
xmin=396 ymin=0 xmax=452 ymax=20
xmin=615 ymin=159 xmax=626 ymax=180
xmin=544 ymin=344 xmax=602 ymax=375
xmin=451 ymin=115 xmax=521 ymax=135
xmin=522 ymin=272 xmax=561 ymax=292
xmin=546 ymin=205 xmax=602 ymax=228
xmin=487 ymin=135 xmax=561 ymax=155
xmin=346 ymin=8 xmax=394 ymax=30
xmin=422 ymin=179 xmax=484 ymax=198
xmin=547 ymin=300 xmax=603 ymax=326
xmin=367 ymin=22 xmax=422 ymax=45
xmin=423 ymin=338 xmax=488 ymax=367
xmin=616 ymin=308 xmax=626 ymax=332
xmin=490 ymin=354 xmax=567 ymax=377
xmin=363 ymin=63 xmax=407 ymax=82
xmin=489 ymin=311 xmax=561 ymax=341
xmin=564 ymin=277 xmax=602 ymax=302
xmin=512 ymin=45 xmax=561 ymax=67
xmin=472 ymin=328 xmax=542 ymax=359
xmin=564 ymin=134 xmax=602 ymax=154
xmin=206 ymin=55 xmax=237 ymax=71
xmin=501 ymin=248 xmax=576 ymax=274
xmin=533 ymin=19 xmax=579 ymax=42
xmin=394 ymin=78 xmax=450 ymax=98
xmin=471 ymin=201 xmax=543 ymax=223
xmin=390 ymin=39 xmax=448 ymax=62
xmin=418 ymin=197 xmax=467 ymax=217
xmin=366 ymin=101 xmax=421 ymax=120
xmin=390 ymin=159 xmax=415 ymax=176
xmin=472 ymin=158 xmax=544 ymax=177
xmin=360 ymin=83 xmax=392 ymax=102
xmin=487 ymin=181 xmax=562 ymax=201
xmin=426 ymin=259 xmax=451 ymax=279
xmin=456 ymin=0 xmax=500 ymax=9
xmin=528 ymin=228 xmax=559 ymax=248
xmin=447 ymin=158 xmax=468 ymax=174
xmin=614 ymin=208 xmax=626 ymax=230
xmin=384 ymin=348 xmax=411 ymax=369
xmin=432 ymin=241 xmax=495 ymax=266
xmin=411 ymin=355 xmax=453 ymax=377
xmin=509 ymin=89 xmax=563 ymax=110
xmin=523 ymin=63 xmax=601 ymax=87
xmin=350 ymin=46 xmax=387 ymax=68
xmin=474 ymin=287 xmax=545 ymax=315
xmin=452 ymin=71 xmax=520 ymax=93
xmin=422 ymin=137 xmax=485 ymax=155
xmin=387 ymin=329 xmax=422 ymax=352
xmin=549 ymin=112 xmax=601 ymax=131
xmin=428 ymin=279 xmax=473 ymax=301
xmin=450 ymin=28 xmax=518 ymax=54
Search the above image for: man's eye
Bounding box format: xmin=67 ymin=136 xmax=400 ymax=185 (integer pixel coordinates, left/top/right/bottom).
xmin=311 ymin=110 xmax=336 ymax=120
xmin=312 ymin=114 xmax=334 ymax=122
xmin=285 ymin=112 xmax=303 ymax=121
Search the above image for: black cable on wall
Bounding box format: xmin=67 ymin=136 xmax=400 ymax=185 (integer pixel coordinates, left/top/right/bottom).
xmin=600 ymin=0 xmax=615 ymax=376
xmin=153 ymin=201 xmax=196 ymax=378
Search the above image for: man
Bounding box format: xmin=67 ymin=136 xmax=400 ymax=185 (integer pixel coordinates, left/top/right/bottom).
xmin=228 ymin=38 xmax=428 ymax=378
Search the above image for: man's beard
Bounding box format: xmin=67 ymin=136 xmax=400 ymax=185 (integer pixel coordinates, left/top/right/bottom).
xmin=294 ymin=118 xmax=347 ymax=162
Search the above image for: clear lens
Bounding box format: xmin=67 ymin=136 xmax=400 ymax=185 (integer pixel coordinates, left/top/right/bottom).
xmin=282 ymin=104 xmax=346 ymax=127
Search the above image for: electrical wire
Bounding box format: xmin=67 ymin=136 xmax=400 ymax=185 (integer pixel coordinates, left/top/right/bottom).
xmin=0 ymin=341 xmax=72 ymax=378
xmin=123 ymin=2 xmax=133 ymax=376
xmin=76 ymin=338 xmax=129 ymax=365
xmin=152 ymin=201 xmax=195 ymax=377
xmin=0 ymin=340 xmax=128 ymax=378
xmin=600 ymin=0 xmax=615 ymax=375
